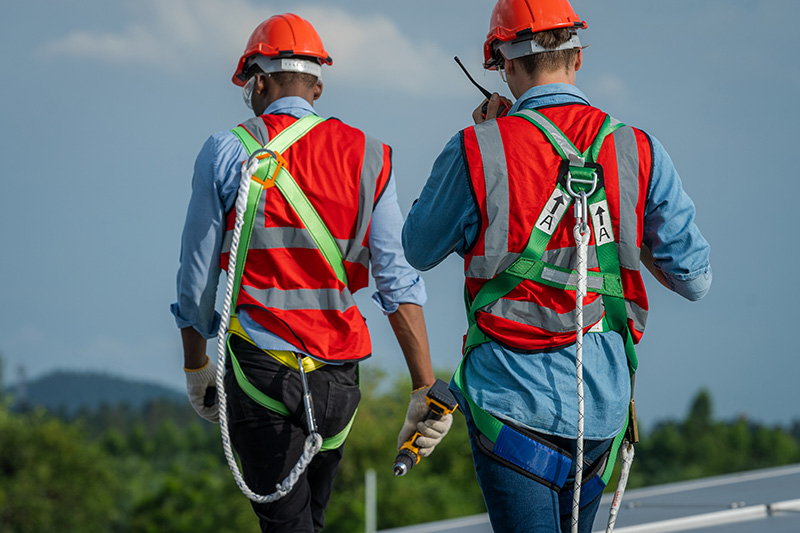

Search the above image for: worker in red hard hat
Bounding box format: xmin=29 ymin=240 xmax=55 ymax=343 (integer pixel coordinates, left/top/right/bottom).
xmin=172 ymin=13 xmax=451 ymax=532
xmin=403 ymin=0 xmax=712 ymax=531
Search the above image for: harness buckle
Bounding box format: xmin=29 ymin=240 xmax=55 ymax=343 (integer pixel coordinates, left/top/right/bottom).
xmin=247 ymin=148 xmax=288 ymax=188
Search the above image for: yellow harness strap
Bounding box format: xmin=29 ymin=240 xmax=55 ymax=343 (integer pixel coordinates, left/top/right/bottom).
xmin=227 ymin=315 xmax=327 ymax=373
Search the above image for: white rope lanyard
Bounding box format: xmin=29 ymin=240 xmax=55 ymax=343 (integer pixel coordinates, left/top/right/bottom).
xmin=214 ymin=155 xmax=322 ymax=504
xmin=571 ymin=191 xmax=589 ymax=533
xmin=606 ymin=442 xmax=635 ymax=532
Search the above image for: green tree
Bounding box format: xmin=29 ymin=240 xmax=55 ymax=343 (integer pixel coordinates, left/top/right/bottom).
xmin=0 ymin=406 xmax=122 ymax=533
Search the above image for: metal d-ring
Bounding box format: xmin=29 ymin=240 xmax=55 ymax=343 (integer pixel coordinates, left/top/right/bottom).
xmin=566 ymin=170 xmax=598 ymax=199
xmin=246 ymin=147 xmax=279 ymax=168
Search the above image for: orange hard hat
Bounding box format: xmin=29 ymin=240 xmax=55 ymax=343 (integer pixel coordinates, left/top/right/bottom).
xmin=483 ymin=0 xmax=586 ymax=69
xmin=232 ymin=13 xmax=332 ymax=86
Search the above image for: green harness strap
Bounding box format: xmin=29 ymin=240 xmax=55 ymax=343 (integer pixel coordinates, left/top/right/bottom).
xmin=459 ymin=111 xmax=635 ymax=484
xmin=227 ymin=115 xmax=356 ymax=451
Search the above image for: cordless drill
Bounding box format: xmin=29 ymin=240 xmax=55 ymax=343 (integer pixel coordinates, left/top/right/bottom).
xmin=393 ymin=379 xmax=459 ymax=476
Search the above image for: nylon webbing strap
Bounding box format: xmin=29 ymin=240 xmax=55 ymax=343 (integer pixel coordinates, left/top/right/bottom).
xmin=230 ymin=114 xmax=348 ymax=295
xmin=227 ymin=336 xmax=356 ymax=451
xmin=457 ymin=110 xmax=638 ymax=484
xmin=227 ymin=116 xmax=357 ymax=451
xmin=454 ymin=358 xmax=571 ymax=488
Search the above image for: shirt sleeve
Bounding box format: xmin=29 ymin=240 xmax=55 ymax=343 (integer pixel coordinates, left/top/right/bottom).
xmin=171 ymin=131 xmax=247 ymax=338
xmin=402 ymin=132 xmax=480 ymax=270
xmin=643 ymin=133 xmax=712 ymax=301
xmin=368 ymin=172 xmax=428 ymax=315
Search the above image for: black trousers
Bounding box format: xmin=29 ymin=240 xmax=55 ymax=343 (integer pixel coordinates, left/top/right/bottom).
xmin=225 ymin=336 xmax=361 ymax=532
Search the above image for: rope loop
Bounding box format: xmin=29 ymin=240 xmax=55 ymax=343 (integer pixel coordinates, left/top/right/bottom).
xmin=214 ymin=158 xmax=321 ymax=504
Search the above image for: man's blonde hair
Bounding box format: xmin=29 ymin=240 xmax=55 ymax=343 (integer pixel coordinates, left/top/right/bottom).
xmin=516 ymin=28 xmax=580 ymax=75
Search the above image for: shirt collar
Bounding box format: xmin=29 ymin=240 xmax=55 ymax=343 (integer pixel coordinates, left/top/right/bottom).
xmin=508 ymin=83 xmax=591 ymax=114
xmin=263 ymin=96 xmax=317 ymax=118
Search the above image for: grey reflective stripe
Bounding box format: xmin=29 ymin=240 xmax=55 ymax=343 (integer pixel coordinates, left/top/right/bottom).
xmin=222 ymin=226 xmax=369 ymax=265
xmin=613 ymin=125 xmax=641 ymax=271
xmin=484 ymin=297 xmax=605 ymax=334
xmin=464 ymin=121 xmax=510 ymax=279
xmin=241 ymin=116 xmax=270 ymax=146
xmin=543 ymin=247 xmax=598 ymax=270
xmin=242 ymin=285 xmax=357 ymax=312
xmin=475 ymin=121 xmax=509 ymax=257
xmin=514 ymin=109 xmax=582 ymax=161
xmin=467 ymin=246 xmax=599 ymax=280
xmin=349 ymin=134 xmax=382 ymax=265
xmin=541 ymin=267 xmax=605 ymax=291
xmin=467 ymin=253 xmax=518 ymax=280
xmin=626 ymin=300 xmax=648 ymax=332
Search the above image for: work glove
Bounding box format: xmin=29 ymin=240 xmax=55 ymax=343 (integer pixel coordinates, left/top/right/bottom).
xmin=184 ymin=357 xmax=219 ymax=423
xmin=397 ymin=386 xmax=453 ymax=458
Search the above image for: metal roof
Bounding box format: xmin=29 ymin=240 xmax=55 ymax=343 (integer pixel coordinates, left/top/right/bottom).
xmin=378 ymin=463 xmax=800 ymax=533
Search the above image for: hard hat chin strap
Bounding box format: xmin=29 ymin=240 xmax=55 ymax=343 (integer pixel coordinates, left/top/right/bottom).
xmin=499 ymin=32 xmax=582 ymax=61
xmin=250 ymin=55 xmax=323 ymax=80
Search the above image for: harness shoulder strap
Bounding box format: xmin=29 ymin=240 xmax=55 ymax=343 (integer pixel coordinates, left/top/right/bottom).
xmin=458 ymin=110 xmax=638 ymax=483
xmin=463 ymin=110 xmax=624 ymax=355
xmin=231 ymin=114 xmax=349 ymax=295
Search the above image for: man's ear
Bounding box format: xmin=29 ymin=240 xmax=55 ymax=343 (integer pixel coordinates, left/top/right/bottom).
xmin=574 ymin=48 xmax=583 ymax=72
xmin=255 ymin=72 xmax=269 ymax=94
xmin=313 ymin=80 xmax=323 ymax=101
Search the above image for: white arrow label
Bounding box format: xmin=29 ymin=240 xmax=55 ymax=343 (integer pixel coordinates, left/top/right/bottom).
xmin=535 ymin=189 xmax=569 ymax=236
xmin=589 ymin=199 xmax=614 ymax=246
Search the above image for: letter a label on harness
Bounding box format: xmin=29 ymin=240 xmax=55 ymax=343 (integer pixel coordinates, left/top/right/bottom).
xmin=590 ymin=200 xmax=614 ymax=246
xmin=535 ymin=190 xmax=569 ymax=236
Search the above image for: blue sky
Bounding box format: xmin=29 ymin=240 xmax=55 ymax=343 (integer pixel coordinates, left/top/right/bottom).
xmin=1 ymin=0 xmax=798 ymax=428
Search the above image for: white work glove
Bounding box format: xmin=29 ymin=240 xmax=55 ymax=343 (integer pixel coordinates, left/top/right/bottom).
xmin=397 ymin=386 xmax=453 ymax=458
xmin=184 ymin=357 xmax=219 ymax=423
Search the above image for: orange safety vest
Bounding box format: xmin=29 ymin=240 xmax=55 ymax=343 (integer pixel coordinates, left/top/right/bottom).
xmin=220 ymin=114 xmax=392 ymax=362
xmin=462 ymin=104 xmax=653 ymax=352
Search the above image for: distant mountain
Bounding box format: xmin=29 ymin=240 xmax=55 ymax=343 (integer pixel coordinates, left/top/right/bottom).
xmin=6 ymin=371 xmax=184 ymax=415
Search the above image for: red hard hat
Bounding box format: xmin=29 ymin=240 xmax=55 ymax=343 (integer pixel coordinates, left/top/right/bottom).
xmin=483 ymin=0 xmax=586 ymax=69
xmin=232 ymin=13 xmax=333 ymax=86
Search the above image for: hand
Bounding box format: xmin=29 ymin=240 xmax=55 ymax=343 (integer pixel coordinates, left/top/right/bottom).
xmin=397 ymin=386 xmax=453 ymax=458
xmin=184 ymin=357 xmax=219 ymax=423
xmin=472 ymin=93 xmax=512 ymax=124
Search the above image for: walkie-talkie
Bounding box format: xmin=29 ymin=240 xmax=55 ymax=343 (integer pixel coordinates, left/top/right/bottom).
xmin=454 ymin=56 xmax=509 ymax=119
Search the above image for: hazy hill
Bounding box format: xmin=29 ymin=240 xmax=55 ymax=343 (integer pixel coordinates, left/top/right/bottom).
xmin=7 ymin=371 xmax=184 ymax=415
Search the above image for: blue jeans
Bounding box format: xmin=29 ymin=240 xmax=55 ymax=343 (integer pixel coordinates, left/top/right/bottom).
xmin=456 ymin=388 xmax=612 ymax=533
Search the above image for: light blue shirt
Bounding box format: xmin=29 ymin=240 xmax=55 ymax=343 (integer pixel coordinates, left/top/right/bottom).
xmin=172 ymin=97 xmax=426 ymax=356
xmin=403 ymin=84 xmax=712 ymax=439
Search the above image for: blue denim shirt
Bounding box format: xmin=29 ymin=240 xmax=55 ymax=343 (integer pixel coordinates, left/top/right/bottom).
xmin=172 ymin=97 xmax=426 ymax=355
xmin=403 ymin=84 xmax=711 ymax=439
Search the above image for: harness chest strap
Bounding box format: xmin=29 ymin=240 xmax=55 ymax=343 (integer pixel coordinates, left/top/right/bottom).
xmin=457 ymin=110 xmax=637 ymax=489
xmin=227 ymin=115 xmax=357 ymax=451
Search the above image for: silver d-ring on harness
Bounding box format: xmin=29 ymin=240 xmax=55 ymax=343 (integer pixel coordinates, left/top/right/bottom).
xmin=246 ymin=147 xmax=280 ymax=167
xmin=566 ymin=170 xmax=597 ymax=234
xmin=566 ymin=169 xmax=598 ymax=198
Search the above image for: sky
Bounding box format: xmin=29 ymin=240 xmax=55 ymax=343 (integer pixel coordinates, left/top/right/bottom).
xmin=1 ymin=0 xmax=798 ymax=429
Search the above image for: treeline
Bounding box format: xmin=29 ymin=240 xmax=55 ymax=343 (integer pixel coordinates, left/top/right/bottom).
xmin=1 ymin=373 xmax=799 ymax=533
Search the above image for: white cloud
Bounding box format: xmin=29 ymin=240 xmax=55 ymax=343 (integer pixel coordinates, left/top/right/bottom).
xmin=40 ymin=0 xmax=452 ymax=94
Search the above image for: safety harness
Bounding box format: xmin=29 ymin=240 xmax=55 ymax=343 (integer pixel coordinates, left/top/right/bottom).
xmin=454 ymin=109 xmax=639 ymax=528
xmin=215 ymin=114 xmax=358 ymax=503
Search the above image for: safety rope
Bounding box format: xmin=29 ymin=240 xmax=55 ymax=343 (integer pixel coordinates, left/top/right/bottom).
xmin=571 ymin=191 xmax=590 ymax=533
xmin=606 ymin=442 xmax=635 ymax=532
xmin=214 ymin=154 xmax=322 ymax=504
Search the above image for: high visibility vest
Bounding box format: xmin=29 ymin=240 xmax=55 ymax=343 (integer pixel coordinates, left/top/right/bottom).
xmin=462 ymin=104 xmax=653 ymax=353
xmin=220 ymin=114 xmax=392 ymax=362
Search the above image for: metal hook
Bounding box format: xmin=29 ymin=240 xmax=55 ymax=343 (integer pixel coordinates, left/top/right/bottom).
xmin=297 ymin=355 xmax=318 ymax=436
